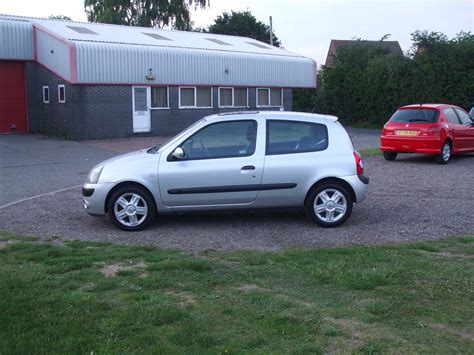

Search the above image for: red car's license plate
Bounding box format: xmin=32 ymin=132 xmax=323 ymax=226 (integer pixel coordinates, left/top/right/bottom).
xmin=396 ymin=130 xmax=418 ymax=136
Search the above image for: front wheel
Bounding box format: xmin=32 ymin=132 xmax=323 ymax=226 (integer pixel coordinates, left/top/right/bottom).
xmin=306 ymin=183 xmax=353 ymax=228
xmin=436 ymin=142 xmax=451 ymax=164
xmin=108 ymin=186 xmax=156 ymax=231
xmin=383 ymin=151 xmax=397 ymax=161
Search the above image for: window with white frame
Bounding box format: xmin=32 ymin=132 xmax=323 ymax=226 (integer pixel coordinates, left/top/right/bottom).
xmin=42 ymin=86 xmax=50 ymax=104
xmin=234 ymin=88 xmax=248 ymax=107
xmin=257 ymin=88 xmax=283 ymax=107
xmin=270 ymin=88 xmax=282 ymax=106
xmin=179 ymin=87 xmax=212 ymax=108
xmin=219 ymin=87 xmax=248 ymax=108
xmin=151 ymin=87 xmax=169 ymax=108
xmin=58 ymin=85 xmax=66 ymax=103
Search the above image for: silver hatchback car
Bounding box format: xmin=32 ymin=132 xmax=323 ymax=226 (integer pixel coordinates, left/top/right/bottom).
xmin=83 ymin=111 xmax=369 ymax=231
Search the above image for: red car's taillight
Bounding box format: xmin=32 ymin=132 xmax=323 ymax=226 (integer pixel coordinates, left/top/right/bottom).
xmin=426 ymin=125 xmax=443 ymax=136
xmin=382 ymin=126 xmax=394 ymax=136
xmin=353 ymin=151 xmax=364 ymax=175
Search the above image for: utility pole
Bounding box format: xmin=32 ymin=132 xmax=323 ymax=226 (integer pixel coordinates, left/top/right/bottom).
xmin=269 ymin=16 xmax=273 ymax=46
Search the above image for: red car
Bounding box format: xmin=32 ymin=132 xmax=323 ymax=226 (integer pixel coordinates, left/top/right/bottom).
xmin=380 ymin=104 xmax=474 ymax=164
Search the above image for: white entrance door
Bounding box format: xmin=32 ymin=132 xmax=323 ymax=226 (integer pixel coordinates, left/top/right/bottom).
xmin=132 ymin=86 xmax=151 ymax=133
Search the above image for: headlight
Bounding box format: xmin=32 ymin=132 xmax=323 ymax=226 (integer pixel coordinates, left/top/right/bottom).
xmin=86 ymin=166 xmax=104 ymax=184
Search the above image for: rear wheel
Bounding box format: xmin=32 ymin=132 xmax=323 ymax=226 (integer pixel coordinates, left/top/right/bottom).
xmin=108 ymin=186 xmax=156 ymax=231
xmin=436 ymin=142 xmax=451 ymax=164
xmin=383 ymin=151 xmax=397 ymax=161
xmin=306 ymin=183 xmax=353 ymax=228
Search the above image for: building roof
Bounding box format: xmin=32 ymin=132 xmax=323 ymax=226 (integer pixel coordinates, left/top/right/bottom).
xmin=325 ymin=39 xmax=403 ymax=67
xmin=0 ymin=14 xmax=317 ymax=88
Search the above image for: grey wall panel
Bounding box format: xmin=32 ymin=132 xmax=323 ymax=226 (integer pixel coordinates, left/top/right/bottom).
xmin=35 ymin=29 xmax=71 ymax=81
xmin=0 ymin=20 xmax=33 ymax=60
xmin=75 ymin=42 xmax=315 ymax=87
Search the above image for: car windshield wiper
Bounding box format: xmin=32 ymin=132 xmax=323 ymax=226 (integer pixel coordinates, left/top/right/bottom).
xmin=147 ymin=144 xmax=161 ymax=154
xmin=408 ymin=119 xmax=429 ymax=122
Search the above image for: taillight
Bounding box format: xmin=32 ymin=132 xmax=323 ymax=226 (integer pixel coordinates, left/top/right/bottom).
xmin=427 ymin=125 xmax=443 ymax=136
xmin=353 ymin=151 xmax=364 ymax=175
xmin=382 ymin=126 xmax=394 ymax=136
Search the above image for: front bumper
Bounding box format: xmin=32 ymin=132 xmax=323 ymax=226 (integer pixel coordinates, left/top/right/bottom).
xmin=380 ymin=136 xmax=442 ymax=154
xmin=82 ymin=182 xmax=115 ymax=216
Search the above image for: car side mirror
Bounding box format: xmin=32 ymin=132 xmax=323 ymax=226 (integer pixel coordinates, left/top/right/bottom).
xmin=172 ymin=147 xmax=185 ymax=160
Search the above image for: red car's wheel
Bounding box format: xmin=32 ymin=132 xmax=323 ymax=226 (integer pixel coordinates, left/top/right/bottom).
xmin=436 ymin=142 xmax=451 ymax=164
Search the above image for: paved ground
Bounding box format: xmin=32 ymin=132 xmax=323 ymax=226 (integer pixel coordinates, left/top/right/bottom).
xmin=0 ymin=134 xmax=116 ymax=206
xmin=1 ymin=130 xmax=473 ymax=252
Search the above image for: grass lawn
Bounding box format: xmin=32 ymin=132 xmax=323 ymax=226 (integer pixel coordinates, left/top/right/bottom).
xmin=359 ymin=147 xmax=382 ymax=157
xmin=0 ymin=232 xmax=472 ymax=354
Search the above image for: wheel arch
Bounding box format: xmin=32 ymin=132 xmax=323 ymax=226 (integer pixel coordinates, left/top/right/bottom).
xmin=304 ymin=177 xmax=356 ymax=206
xmin=105 ymin=181 xmax=157 ymax=214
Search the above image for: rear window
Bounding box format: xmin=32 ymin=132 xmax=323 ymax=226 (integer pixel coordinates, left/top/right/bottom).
xmin=389 ymin=109 xmax=439 ymax=123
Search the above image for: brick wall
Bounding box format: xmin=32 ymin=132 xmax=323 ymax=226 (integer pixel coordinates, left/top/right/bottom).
xmin=27 ymin=63 xmax=293 ymax=140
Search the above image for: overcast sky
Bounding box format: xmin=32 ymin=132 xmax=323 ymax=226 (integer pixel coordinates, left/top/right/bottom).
xmin=1 ymin=0 xmax=472 ymax=66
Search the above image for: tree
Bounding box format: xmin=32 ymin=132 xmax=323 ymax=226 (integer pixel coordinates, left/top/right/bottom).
xmin=207 ymin=10 xmax=281 ymax=47
xmin=84 ymin=0 xmax=208 ymax=30
xmin=48 ymin=15 xmax=72 ymax=21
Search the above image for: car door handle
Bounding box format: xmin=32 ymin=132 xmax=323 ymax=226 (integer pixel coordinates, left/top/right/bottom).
xmin=241 ymin=165 xmax=255 ymax=170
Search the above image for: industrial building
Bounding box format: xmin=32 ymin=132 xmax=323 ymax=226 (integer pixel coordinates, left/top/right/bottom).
xmin=0 ymin=14 xmax=317 ymax=140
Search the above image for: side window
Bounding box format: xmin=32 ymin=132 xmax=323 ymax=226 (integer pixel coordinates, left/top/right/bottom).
xmin=257 ymin=88 xmax=270 ymax=107
xmin=454 ymin=108 xmax=473 ymax=124
xmin=180 ymin=120 xmax=257 ymax=160
xmin=151 ymin=87 xmax=169 ymax=108
xmin=444 ymin=108 xmax=461 ymax=124
xmin=179 ymin=87 xmax=212 ymax=108
xmin=257 ymin=88 xmax=282 ymax=107
xmin=42 ymin=86 xmax=49 ymax=104
xmin=58 ymin=85 xmax=65 ymax=103
xmin=266 ymin=120 xmax=328 ymax=155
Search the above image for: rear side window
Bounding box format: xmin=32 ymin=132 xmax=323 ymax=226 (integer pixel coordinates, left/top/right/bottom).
xmin=454 ymin=108 xmax=473 ymax=124
xmin=444 ymin=108 xmax=461 ymax=124
xmin=389 ymin=109 xmax=439 ymax=123
xmin=266 ymin=120 xmax=328 ymax=155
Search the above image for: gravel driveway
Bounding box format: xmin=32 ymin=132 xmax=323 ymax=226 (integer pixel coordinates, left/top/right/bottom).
xmin=1 ymin=151 xmax=473 ymax=252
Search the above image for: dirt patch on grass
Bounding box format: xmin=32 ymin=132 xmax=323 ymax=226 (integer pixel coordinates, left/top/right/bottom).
xmin=418 ymin=250 xmax=472 ymax=259
xmin=427 ymin=322 xmax=474 ymax=341
xmin=0 ymin=240 xmax=18 ymax=249
xmin=324 ymin=317 xmax=365 ymax=349
xmin=99 ymin=260 xmax=147 ymax=277
xmin=165 ymin=290 xmax=198 ymax=305
xmin=237 ymin=283 xmax=262 ymax=291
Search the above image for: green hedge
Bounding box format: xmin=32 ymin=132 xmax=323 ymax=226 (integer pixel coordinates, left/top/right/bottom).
xmin=294 ymin=31 xmax=474 ymax=126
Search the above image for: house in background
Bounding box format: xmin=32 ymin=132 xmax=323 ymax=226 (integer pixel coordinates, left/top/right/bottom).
xmin=325 ymin=39 xmax=403 ymax=67
xmin=0 ymin=15 xmax=317 ymax=140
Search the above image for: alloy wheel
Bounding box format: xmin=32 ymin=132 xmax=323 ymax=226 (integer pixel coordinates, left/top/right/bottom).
xmin=313 ymin=188 xmax=348 ymax=223
xmin=113 ymin=192 xmax=149 ymax=227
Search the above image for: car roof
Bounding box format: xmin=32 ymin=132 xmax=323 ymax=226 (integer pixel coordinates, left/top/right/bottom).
xmin=399 ymin=103 xmax=455 ymax=110
xmin=205 ymin=111 xmax=339 ymax=123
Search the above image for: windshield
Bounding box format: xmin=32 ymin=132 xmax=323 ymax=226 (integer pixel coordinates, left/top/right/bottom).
xmin=389 ymin=109 xmax=439 ymax=123
xmin=147 ymin=118 xmax=207 ymax=154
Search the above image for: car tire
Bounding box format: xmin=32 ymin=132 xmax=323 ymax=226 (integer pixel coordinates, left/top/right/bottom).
xmin=436 ymin=142 xmax=451 ymax=165
xmin=306 ymin=183 xmax=353 ymax=228
xmin=108 ymin=185 xmax=156 ymax=231
xmin=383 ymin=151 xmax=397 ymax=161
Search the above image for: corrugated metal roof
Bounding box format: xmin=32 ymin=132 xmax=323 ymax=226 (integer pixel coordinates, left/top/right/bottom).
xmin=0 ymin=18 xmax=33 ymax=60
xmin=31 ymin=18 xmax=303 ymax=58
xmin=0 ymin=14 xmax=317 ymax=88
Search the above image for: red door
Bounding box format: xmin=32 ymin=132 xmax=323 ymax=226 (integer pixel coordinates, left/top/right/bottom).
xmin=0 ymin=61 xmax=28 ymax=133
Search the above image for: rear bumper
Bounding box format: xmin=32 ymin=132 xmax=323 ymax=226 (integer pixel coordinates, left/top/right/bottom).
xmin=341 ymin=175 xmax=369 ymax=204
xmin=380 ymin=136 xmax=442 ymax=154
